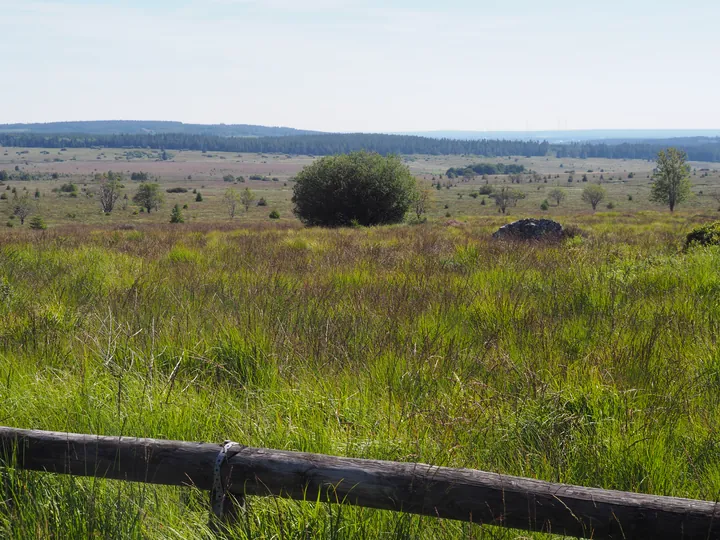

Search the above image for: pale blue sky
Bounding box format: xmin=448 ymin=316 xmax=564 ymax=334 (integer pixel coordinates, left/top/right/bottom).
xmin=1 ymin=0 xmax=718 ymax=132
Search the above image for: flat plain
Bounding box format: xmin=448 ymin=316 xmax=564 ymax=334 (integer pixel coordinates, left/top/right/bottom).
xmin=2 ymin=147 xmax=720 ymax=227
xmin=1 ymin=147 xmax=720 ymax=538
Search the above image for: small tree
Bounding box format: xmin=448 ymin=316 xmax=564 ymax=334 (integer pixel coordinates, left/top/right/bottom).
xmin=132 ymin=183 xmax=163 ymax=213
xmin=650 ymin=147 xmax=691 ymax=212
xmin=195 ymin=192 xmax=203 ymax=202
xmin=13 ymin=194 xmax=33 ymax=225
xmin=582 ymin=184 xmax=606 ymax=211
xmin=99 ymin=177 xmax=122 ymax=213
xmin=491 ymin=187 xmax=525 ymax=214
xmin=548 ymin=188 xmax=566 ymax=206
xmin=223 ymin=188 xmax=241 ymax=218
xmin=170 ymin=204 xmax=184 ymax=223
xmin=29 ymin=216 xmax=46 ymax=230
xmin=411 ymin=187 xmax=432 ymax=220
xmin=240 ymin=188 xmax=256 ymax=212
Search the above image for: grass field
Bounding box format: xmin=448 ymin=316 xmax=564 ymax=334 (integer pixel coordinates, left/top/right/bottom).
xmin=1 ymin=211 xmax=720 ymax=538
xmin=2 ymin=148 xmax=720 ymax=227
xmin=2 ymin=148 xmax=720 ymax=538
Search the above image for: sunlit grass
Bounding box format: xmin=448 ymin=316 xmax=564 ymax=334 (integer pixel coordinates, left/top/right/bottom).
xmin=1 ymin=214 xmax=720 ymax=537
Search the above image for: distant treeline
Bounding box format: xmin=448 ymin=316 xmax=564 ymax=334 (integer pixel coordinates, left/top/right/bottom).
xmin=557 ymin=138 xmax=720 ymax=162
xmin=446 ymin=163 xmax=526 ymax=177
xmin=0 ymin=133 xmax=551 ymax=157
xmin=2 ymin=132 xmax=720 ymax=162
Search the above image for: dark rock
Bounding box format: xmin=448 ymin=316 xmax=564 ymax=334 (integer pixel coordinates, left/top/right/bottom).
xmin=492 ymin=219 xmax=563 ymax=240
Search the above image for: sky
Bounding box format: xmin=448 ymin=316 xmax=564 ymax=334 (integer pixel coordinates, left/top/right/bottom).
xmin=1 ymin=0 xmax=719 ymax=132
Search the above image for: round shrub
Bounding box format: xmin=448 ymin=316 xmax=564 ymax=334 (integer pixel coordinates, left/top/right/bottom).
xmin=292 ymin=151 xmax=416 ymax=227
xmin=686 ymin=222 xmax=720 ymax=248
xmin=269 ymin=210 xmax=280 ymax=219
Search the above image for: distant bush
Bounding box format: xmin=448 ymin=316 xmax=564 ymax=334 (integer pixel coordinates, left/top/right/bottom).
xmin=59 ymin=183 xmax=77 ymax=193
xmin=131 ymin=172 xmax=148 ymax=181
xmin=257 ymin=197 xmax=268 ymax=207
xmin=166 ymin=187 xmax=188 ymax=193
xmin=540 ymin=200 xmax=549 ymax=211
xmin=249 ymin=175 xmax=265 ymax=181
xmin=223 ymin=175 xmax=235 ymax=183
xmin=269 ymin=210 xmax=280 ymax=219
xmin=478 ymin=185 xmax=493 ymax=195
xmin=446 ymin=163 xmax=524 ymax=178
xmin=686 ymin=222 xmax=720 ymax=248
xmin=29 ymin=216 xmax=47 ymax=230
xmin=170 ymin=204 xmax=184 ymax=224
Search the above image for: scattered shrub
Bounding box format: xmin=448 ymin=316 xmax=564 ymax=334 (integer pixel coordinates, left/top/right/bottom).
xmin=686 ymin=222 xmax=720 ymax=248
xmin=170 ymin=204 xmax=184 ymax=223
xmin=540 ymin=200 xmax=550 ymax=211
xmin=29 ymin=216 xmax=47 ymax=230
xmin=269 ymin=210 xmax=280 ymax=219
xmin=166 ymin=187 xmax=188 ymax=193
xmin=257 ymin=197 xmax=268 ymax=207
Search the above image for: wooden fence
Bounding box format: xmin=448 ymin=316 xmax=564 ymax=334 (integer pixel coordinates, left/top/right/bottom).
xmin=0 ymin=426 xmax=718 ymax=539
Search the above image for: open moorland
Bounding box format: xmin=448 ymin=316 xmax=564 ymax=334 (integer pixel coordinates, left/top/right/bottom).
xmin=2 ymin=147 xmax=720 ymax=538
xmin=2 ymin=147 xmax=720 ymax=227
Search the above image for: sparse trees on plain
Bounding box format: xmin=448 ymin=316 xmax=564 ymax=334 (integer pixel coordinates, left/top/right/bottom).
xmin=411 ymin=187 xmax=432 ymax=220
xmin=12 ymin=194 xmax=33 ymax=225
xmin=223 ymin=188 xmax=241 ymax=218
xmin=548 ymin=188 xmax=566 ymax=206
xmin=650 ymin=148 xmax=692 ymax=212
xmin=491 ymin=187 xmax=525 ymax=214
xmin=132 ymin=183 xmax=163 ymax=213
xmin=240 ymin=188 xmax=256 ymax=212
xmin=582 ymin=184 xmax=606 ymax=211
xmin=99 ymin=175 xmax=123 ymax=213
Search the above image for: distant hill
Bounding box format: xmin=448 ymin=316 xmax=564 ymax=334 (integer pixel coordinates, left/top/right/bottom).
xmin=0 ymin=120 xmax=323 ymax=137
xmin=398 ymin=129 xmax=720 ymax=143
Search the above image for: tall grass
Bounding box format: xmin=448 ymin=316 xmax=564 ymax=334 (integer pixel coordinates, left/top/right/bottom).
xmin=0 ymin=214 xmax=719 ymax=538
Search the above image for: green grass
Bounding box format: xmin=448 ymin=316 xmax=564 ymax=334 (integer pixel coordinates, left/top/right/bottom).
xmin=1 ymin=214 xmax=720 ymax=537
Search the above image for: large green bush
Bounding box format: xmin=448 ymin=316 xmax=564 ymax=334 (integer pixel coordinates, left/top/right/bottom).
xmin=686 ymin=221 xmax=720 ymax=248
xmin=292 ymin=151 xmax=416 ymax=227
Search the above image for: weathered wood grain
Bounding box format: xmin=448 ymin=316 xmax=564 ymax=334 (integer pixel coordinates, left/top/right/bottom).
xmin=0 ymin=427 xmax=717 ymax=539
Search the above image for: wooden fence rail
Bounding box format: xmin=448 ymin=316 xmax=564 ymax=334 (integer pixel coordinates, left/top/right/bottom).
xmin=0 ymin=426 xmax=718 ymax=539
